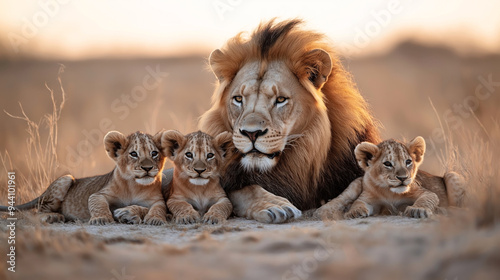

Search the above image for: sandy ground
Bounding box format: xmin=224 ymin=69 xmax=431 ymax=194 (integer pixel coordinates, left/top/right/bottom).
xmin=2 ymin=212 xmax=500 ymax=280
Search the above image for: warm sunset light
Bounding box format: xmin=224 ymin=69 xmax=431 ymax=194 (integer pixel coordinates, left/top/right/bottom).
xmin=0 ymin=0 xmax=499 ymax=59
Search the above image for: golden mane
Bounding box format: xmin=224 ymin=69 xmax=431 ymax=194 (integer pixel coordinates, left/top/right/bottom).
xmin=200 ymin=19 xmax=380 ymax=209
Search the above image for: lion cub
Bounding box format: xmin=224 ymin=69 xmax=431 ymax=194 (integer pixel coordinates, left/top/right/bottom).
xmin=163 ymin=130 xmax=233 ymax=224
xmin=0 ymin=131 xmax=169 ymax=226
xmin=316 ymin=136 xmax=465 ymax=219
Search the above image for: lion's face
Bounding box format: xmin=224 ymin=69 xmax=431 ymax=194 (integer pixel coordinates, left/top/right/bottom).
xmin=224 ymin=60 xmax=317 ymax=172
xmin=104 ymin=131 xmax=167 ymax=186
xmin=355 ymin=137 xmax=426 ymax=194
xmin=163 ymin=130 xmax=233 ymax=185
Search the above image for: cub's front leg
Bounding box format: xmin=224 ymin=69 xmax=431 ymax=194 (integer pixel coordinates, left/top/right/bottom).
xmin=203 ymin=196 xmax=233 ymax=224
xmin=114 ymin=205 xmax=149 ymax=224
xmin=167 ymin=197 xmax=201 ymax=224
xmin=88 ymin=193 xmax=114 ymax=225
xmin=144 ymin=200 xmax=168 ymax=226
xmin=344 ymin=193 xmax=377 ymax=219
xmin=404 ymin=191 xmax=439 ymax=218
xmin=315 ymin=177 xmax=363 ymax=220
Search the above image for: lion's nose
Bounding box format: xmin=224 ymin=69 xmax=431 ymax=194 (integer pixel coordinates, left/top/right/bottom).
xmin=240 ymin=129 xmax=268 ymax=143
xmin=396 ymin=175 xmax=408 ymax=182
xmin=141 ymin=166 xmax=153 ymax=172
xmin=194 ymin=168 xmax=206 ymax=175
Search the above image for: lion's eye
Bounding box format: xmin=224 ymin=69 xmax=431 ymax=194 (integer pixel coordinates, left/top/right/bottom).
xmin=129 ymin=151 xmax=138 ymax=158
xmin=383 ymin=161 xmax=392 ymax=167
xmin=233 ymin=96 xmax=243 ymax=104
xmin=207 ymin=153 xmax=214 ymax=159
xmin=151 ymin=151 xmax=159 ymax=158
xmin=185 ymin=152 xmax=193 ymax=159
xmin=276 ymin=96 xmax=288 ymax=104
xmin=406 ymin=159 xmax=412 ymax=166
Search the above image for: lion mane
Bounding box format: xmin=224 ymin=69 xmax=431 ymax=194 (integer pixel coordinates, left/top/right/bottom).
xmin=200 ymin=19 xmax=380 ymax=210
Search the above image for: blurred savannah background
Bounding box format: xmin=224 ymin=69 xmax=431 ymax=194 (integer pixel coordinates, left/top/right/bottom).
xmin=1 ymin=0 xmax=500 ymax=279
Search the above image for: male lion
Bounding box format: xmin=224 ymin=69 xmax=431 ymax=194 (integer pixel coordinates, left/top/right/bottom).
xmin=192 ymin=19 xmax=380 ymax=223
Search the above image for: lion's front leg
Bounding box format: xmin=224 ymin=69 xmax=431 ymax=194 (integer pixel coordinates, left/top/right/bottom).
xmin=229 ymin=185 xmax=301 ymax=223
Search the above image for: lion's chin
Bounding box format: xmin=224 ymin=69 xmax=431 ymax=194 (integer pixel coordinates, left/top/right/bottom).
xmin=389 ymin=186 xmax=410 ymax=194
xmin=135 ymin=176 xmax=156 ymax=185
xmin=241 ymin=154 xmax=277 ymax=173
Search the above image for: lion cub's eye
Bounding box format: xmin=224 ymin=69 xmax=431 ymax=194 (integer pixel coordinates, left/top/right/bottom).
xmin=207 ymin=153 xmax=214 ymax=159
xmin=185 ymin=152 xmax=193 ymax=159
xmin=383 ymin=161 xmax=392 ymax=167
xmin=129 ymin=151 xmax=138 ymax=158
xmin=276 ymin=96 xmax=288 ymax=104
xmin=406 ymin=159 xmax=412 ymax=166
xmin=233 ymin=96 xmax=243 ymax=104
xmin=151 ymin=151 xmax=159 ymax=158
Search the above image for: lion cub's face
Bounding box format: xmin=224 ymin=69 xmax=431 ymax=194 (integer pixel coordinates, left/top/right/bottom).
xmin=163 ymin=131 xmax=233 ymax=185
xmin=104 ymin=131 xmax=167 ymax=185
xmin=355 ymin=137 xmax=426 ymax=194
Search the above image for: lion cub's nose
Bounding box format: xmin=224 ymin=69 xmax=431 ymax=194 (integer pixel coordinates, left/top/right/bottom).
xmin=194 ymin=168 xmax=206 ymax=175
xmin=396 ymin=175 xmax=408 ymax=182
xmin=141 ymin=166 xmax=153 ymax=172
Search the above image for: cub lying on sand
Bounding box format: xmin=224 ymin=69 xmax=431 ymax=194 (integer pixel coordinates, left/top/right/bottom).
xmin=163 ymin=130 xmax=233 ymax=224
xmin=316 ymin=136 xmax=465 ymax=219
xmin=0 ymin=131 xmax=169 ymax=226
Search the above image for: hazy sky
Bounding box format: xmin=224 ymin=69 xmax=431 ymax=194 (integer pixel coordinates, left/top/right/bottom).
xmin=1 ymin=0 xmax=499 ymax=59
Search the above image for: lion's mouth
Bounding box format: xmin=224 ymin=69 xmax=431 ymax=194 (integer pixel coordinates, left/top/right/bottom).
xmin=243 ymin=148 xmax=281 ymax=159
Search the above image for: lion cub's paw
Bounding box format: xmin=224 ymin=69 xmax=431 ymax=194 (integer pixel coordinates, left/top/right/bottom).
xmin=39 ymin=213 xmax=65 ymax=224
xmin=344 ymin=206 xmax=370 ymax=219
xmin=144 ymin=214 xmax=167 ymax=226
xmin=114 ymin=205 xmax=148 ymax=224
xmin=404 ymin=206 xmax=432 ymax=219
xmin=89 ymin=215 xmax=114 ymax=225
xmin=175 ymin=211 xmax=201 ymax=224
xmin=203 ymin=212 xmax=226 ymax=224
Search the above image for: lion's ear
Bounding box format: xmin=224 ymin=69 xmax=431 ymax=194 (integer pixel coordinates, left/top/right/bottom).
xmin=214 ymin=131 xmax=233 ymax=158
xmin=408 ymin=136 xmax=426 ymax=164
xmin=104 ymin=131 xmax=128 ymax=161
xmin=161 ymin=130 xmax=186 ymax=160
xmin=209 ymin=49 xmax=226 ymax=81
xmin=302 ymin=49 xmax=332 ymax=89
xmin=355 ymin=142 xmax=379 ymax=170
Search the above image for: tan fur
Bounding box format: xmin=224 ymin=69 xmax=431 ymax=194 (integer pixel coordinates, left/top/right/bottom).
xmin=316 ymin=137 xmax=466 ymax=219
xmin=164 ymin=130 xmax=233 ymax=224
xmin=13 ymin=131 xmax=169 ymax=225
xmin=198 ymin=19 xmax=380 ymax=223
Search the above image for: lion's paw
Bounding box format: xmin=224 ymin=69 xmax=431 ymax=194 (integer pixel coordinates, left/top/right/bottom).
xmin=89 ymin=215 xmax=114 ymax=225
xmin=144 ymin=214 xmax=167 ymax=226
xmin=404 ymin=206 xmax=432 ymax=219
xmin=114 ymin=205 xmax=148 ymax=224
xmin=175 ymin=211 xmax=201 ymax=224
xmin=344 ymin=206 xmax=370 ymax=219
xmin=253 ymin=204 xmax=302 ymax=224
xmin=203 ymin=212 xmax=226 ymax=224
xmin=39 ymin=213 xmax=65 ymax=224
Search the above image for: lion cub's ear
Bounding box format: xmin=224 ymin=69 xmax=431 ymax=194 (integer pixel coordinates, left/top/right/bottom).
xmin=161 ymin=130 xmax=186 ymax=160
xmin=104 ymin=131 xmax=128 ymax=161
xmin=214 ymin=131 xmax=233 ymax=158
xmin=354 ymin=142 xmax=379 ymax=170
xmin=408 ymin=136 xmax=426 ymax=164
xmin=301 ymin=49 xmax=332 ymax=89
